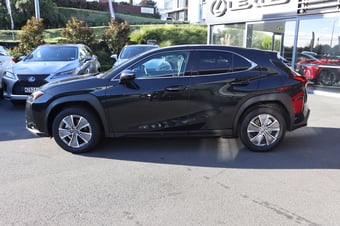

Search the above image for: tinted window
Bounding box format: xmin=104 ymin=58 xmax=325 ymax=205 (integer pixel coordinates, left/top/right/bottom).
xmin=233 ymin=53 xmax=252 ymax=72
xmin=131 ymin=51 xmax=189 ymax=78
xmin=196 ymin=51 xmax=232 ymax=75
xmin=120 ymin=46 xmax=157 ymax=59
xmin=84 ymin=46 xmax=93 ymax=57
xmin=194 ymin=50 xmax=251 ymax=75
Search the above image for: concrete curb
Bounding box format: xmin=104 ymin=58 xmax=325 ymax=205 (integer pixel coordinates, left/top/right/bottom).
xmin=307 ymin=86 xmax=340 ymax=98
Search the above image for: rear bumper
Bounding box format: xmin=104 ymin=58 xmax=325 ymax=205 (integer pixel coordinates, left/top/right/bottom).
xmin=291 ymin=103 xmax=310 ymax=131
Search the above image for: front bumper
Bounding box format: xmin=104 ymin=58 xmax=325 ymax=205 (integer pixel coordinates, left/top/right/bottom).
xmin=25 ymin=96 xmax=49 ymax=137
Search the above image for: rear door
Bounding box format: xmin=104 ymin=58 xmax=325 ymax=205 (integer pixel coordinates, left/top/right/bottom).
xmin=186 ymin=50 xmax=262 ymax=133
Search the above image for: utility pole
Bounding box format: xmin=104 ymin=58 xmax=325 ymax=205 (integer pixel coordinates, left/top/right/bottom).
xmin=108 ymin=0 xmax=115 ymax=20
xmin=5 ymin=0 xmax=14 ymax=40
xmin=35 ymin=0 xmax=40 ymax=19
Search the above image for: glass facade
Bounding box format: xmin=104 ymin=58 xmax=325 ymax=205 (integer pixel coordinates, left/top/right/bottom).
xmin=211 ymin=24 xmax=245 ymax=47
xmin=164 ymin=0 xmax=188 ymax=21
xmin=210 ymin=13 xmax=340 ymax=88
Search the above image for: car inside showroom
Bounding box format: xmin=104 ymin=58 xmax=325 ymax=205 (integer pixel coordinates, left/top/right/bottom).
xmin=205 ymin=0 xmax=340 ymax=90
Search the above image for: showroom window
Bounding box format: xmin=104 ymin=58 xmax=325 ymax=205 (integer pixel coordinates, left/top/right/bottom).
xmin=211 ymin=24 xmax=245 ymax=47
xmin=295 ymin=15 xmax=340 ymax=87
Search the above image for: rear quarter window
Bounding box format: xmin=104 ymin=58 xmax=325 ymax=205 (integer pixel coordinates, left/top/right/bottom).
xmin=193 ymin=50 xmax=252 ymax=75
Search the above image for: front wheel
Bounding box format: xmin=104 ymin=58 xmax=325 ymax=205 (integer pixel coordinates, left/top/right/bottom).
xmin=239 ymin=107 xmax=286 ymax=152
xmin=52 ymin=107 xmax=102 ymax=153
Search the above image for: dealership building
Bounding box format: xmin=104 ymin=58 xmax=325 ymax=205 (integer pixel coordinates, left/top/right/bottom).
xmin=202 ymin=0 xmax=340 ymax=87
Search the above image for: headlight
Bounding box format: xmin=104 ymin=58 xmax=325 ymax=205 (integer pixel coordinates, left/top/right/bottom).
xmin=50 ymin=69 xmax=76 ymax=79
xmin=4 ymin=71 xmax=17 ymax=80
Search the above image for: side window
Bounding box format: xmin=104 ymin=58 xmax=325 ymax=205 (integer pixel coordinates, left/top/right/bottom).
xmin=84 ymin=46 xmax=93 ymax=57
xmin=131 ymin=51 xmax=189 ymax=78
xmin=195 ymin=50 xmax=251 ymax=75
xmin=79 ymin=48 xmax=86 ymax=59
xmin=233 ymin=53 xmax=252 ymax=72
xmin=197 ymin=51 xmax=233 ymax=75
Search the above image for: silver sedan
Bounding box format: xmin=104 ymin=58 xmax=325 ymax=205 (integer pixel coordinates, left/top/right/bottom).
xmin=3 ymin=44 xmax=101 ymax=103
xmin=0 ymin=45 xmax=15 ymax=97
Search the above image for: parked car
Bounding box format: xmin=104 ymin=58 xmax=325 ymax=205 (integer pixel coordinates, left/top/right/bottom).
xmin=296 ymin=51 xmax=340 ymax=86
xmin=111 ymin=44 xmax=159 ymax=66
xmin=25 ymin=45 xmax=310 ymax=153
xmin=0 ymin=45 xmax=15 ymax=98
xmin=3 ymin=44 xmax=100 ymax=103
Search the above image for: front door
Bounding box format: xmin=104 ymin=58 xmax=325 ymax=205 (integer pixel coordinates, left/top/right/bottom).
xmin=105 ymin=51 xmax=194 ymax=134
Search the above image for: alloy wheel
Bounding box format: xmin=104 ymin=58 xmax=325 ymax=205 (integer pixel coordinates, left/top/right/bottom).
xmin=246 ymin=113 xmax=281 ymax=147
xmin=58 ymin=114 xmax=92 ymax=149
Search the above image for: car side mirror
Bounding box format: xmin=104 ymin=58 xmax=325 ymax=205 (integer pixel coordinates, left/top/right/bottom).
xmin=119 ymin=70 xmax=136 ymax=84
xmin=111 ymin=54 xmax=118 ymax=61
xmin=82 ymin=55 xmax=92 ymax=62
xmin=16 ymin=56 xmax=26 ymax=62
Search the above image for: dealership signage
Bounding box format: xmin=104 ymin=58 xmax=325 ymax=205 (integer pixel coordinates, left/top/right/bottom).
xmin=206 ymin=0 xmax=298 ymax=23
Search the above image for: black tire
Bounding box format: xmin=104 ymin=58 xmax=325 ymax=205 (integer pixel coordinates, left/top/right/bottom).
xmin=318 ymin=69 xmax=336 ymax=86
xmin=239 ymin=106 xmax=286 ymax=152
xmin=52 ymin=107 xmax=102 ymax=153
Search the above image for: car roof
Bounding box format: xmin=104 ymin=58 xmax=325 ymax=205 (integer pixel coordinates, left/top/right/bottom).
xmin=38 ymin=44 xmax=86 ymax=48
xmin=124 ymin=44 xmax=158 ymax=48
xmin=141 ymin=44 xmax=278 ymax=59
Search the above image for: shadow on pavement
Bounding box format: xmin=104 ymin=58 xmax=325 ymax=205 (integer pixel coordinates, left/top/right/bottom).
xmin=82 ymin=126 xmax=340 ymax=170
xmin=0 ymin=100 xmax=37 ymax=141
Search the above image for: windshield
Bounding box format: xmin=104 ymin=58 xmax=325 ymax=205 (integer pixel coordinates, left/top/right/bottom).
xmin=120 ymin=46 xmax=157 ymax=59
xmin=0 ymin=46 xmax=9 ymax=56
xmin=25 ymin=46 xmax=78 ymax=62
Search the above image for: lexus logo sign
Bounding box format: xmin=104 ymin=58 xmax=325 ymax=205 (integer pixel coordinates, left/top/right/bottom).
xmin=28 ymin=76 xmax=36 ymax=83
xmin=210 ymin=0 xmax=292 ymax=18
xmin=211 ymin=0 xmax=227 ymax=17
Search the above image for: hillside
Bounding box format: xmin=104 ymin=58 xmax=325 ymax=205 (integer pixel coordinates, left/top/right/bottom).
xmin=57 ymin=7 xmax=166 ymax=26
xmin=0 ymin=7 xmax=170 ymax=42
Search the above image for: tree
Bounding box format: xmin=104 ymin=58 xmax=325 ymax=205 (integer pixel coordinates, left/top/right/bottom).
xmin=102 ymin=20 xmax=130 ymax=55
xmin=14 ymin=0 xmax=61 ymax=28
xmin=11 ymin=17 xmax=45 ymax=57
xmin=60 ymin=17 xmax=95 ymax=46
xmin=0 ymin=2 xmax=9 ymax=29
xmin=139 ymin=0 xmax=157 ymax=7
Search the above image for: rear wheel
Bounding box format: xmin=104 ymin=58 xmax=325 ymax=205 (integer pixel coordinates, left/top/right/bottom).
xmin=318 ymin=69 xmax=336 ymax=86
xmin=239 ymin=106 xmax=286 ymax=152
xmin=52 ymin=107 xmax=102 ymax=153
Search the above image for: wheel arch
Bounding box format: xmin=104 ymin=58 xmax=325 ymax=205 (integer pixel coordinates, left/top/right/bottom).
xmin=232 ymin=93 xmax=294 ymax=137
xmin=45 ymin=94 xmax=109 ymax=137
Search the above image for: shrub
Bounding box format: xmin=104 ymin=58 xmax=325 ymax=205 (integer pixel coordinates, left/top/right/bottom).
xmin=60 ymin=17 xmax=95 ymax=46
xmin=102 ymin=20 xmax=130 ymax=55
xmin=130 ymin=24 xmax=207 ymax=46
xmin=11 ymin=17 xmax=45 ymax=58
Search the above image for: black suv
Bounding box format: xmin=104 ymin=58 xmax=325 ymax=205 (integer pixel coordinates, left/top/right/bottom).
xmin=25 ymin=45 xmax=310 ymax=153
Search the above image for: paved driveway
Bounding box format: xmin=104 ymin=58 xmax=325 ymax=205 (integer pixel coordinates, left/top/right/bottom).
xmin=0 ymin=93 xmax=339 ymax=226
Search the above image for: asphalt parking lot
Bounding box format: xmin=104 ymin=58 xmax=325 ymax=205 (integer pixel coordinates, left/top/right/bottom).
xmin=0 ymin=88 xmax=340 ymax=226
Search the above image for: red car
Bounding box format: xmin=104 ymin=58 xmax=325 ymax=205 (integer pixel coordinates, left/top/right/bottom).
xmin=296 ymin=52 xmax=340 ymax=86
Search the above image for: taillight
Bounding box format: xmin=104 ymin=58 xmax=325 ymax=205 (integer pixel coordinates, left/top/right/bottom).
xmin=292 ymin=90 xmax=305 ymax=114
xmin=292 ymin=72 xmax=308 ymax=86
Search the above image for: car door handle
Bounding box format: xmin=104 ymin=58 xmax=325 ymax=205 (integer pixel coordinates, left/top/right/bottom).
xmin=165 ymin=85 xmax=187 ymax=92
xmin=230 ymin=80 xmax=249 ymax=86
